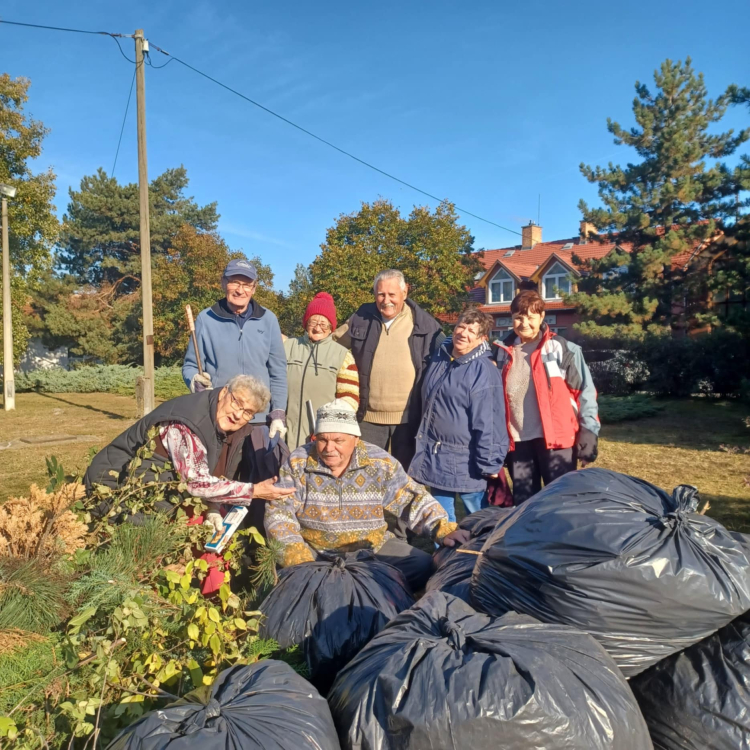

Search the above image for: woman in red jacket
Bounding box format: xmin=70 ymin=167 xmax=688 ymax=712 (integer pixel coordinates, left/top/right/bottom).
xmin=494 ymin=290 xmax=600 ymax=505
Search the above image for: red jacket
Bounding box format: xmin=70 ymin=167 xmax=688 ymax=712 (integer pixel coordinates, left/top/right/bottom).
xmin=494 ymin=325 xmax=600 ymax=452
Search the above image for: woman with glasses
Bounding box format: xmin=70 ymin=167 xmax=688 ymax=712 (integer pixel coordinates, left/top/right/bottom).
xmin=85 ymin=374 xmax=296 ymax=507
xmin=283 ymin=292 xmax=360 ymax=449
xmin=182 ymin=258 xmax=288 ymax=440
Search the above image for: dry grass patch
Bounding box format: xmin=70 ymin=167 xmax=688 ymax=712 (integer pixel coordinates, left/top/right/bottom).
xmin=0 ymin=392 xmax=142 ymax=501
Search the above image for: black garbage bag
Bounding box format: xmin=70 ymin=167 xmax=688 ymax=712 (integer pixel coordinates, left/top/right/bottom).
xmin=425 ymin=536 xmax=485 ymax=601
xmin=328 ymin=591 xmax=652 ymax=750
xmin=107 ymin=661 xmax=340 ymax=750
xmin=259 ymin=550 xmax=414 ymax=694
xmin=630 ymin=611 xmax=750 ymax=750
xmin=471 ymin=468 xmax=750 ymax=677
xmin=432 ymin=506 xmax=513 ymax=570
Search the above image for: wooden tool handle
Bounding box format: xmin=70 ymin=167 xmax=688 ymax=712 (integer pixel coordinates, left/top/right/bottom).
xmin=185 ymin=304 xmax=204 ymax=376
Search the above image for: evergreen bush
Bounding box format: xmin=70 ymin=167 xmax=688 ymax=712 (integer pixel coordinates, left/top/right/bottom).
xmin=15 ymin=365 xmax=189 ymax=399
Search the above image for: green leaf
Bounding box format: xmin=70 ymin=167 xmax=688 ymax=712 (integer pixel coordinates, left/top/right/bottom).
xmin=187 ymin=658 xmax=203 ymax=687
xmin=247 ymin=526 xmax=266 ymax=545
xmin=0 ymin=717 xmax=17 ymax=739
xmin=208 ymin=607 xmax=221 ymax=623
xmin=187 ymin=623 xmax=200 ymax=641
xmin=67 ymin=606 xmax=97 ymax=634
xmin=233 ymin=618 xmax=247 ymax=631
xmin=209 ymin=633 xmax=222 ymax=655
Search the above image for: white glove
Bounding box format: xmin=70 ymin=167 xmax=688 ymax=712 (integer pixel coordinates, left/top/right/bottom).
xmin=269 ymin=419 xmax=287 ymax=440
xmin=203 ymin=508 xmax=224 ymax=534
xmin=190 ymin=372 xmax=213 ymax=393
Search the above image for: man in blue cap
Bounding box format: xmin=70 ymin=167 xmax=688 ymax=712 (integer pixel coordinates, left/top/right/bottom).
xmin=182 ymin=258 xmax=288 ymax=438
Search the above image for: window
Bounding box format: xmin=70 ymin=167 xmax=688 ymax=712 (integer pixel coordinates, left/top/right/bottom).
xmin=543 ymin=262 xmax=572 ymax=300
xmin=550 ymin=327 xmax=567 ymax=336
xmin=545 ymin=314 xmax=557 ymax=325
xmin=495 ymin=316 xmax=512 ymax=327
xmin=488 ymin=269 xmax=515 ymax=304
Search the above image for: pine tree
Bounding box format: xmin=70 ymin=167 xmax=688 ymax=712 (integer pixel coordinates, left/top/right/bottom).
xmin=571 ymin=58 xmax=750 ymax=338
xmin=58 ymin=167 xmax=219 ymax=290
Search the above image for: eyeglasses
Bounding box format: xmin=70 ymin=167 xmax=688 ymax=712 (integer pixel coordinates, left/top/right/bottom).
xmin=228 ymin=391 xmax=255 ymax=421
xmin=307 ymin=322 xmax=332 ymax=332
xmin=226 ymin=281 xmax=256 ymax=292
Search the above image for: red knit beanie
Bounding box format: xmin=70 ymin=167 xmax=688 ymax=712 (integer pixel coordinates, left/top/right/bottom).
xmin=303 ymin=292 xmax=337 ymax=330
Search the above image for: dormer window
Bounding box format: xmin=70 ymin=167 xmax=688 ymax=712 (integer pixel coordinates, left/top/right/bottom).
xmin=542 ymin=261 xmax=572 ymax=300
xmin=488 ymin=269 xmax=515 ymax=304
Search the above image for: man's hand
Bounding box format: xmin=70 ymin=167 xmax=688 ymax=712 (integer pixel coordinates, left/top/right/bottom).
xmin=254 ymin=476 xmax=296 ymax=501
xmin=269 ymin=419 xmax=287 ymax=440
xmin=441 ymin=528 xmax=471 ymax=548
xmin=190 ymin=372 xmax=213 ymax=393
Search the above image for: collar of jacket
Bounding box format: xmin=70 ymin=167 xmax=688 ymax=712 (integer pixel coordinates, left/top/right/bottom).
xmin=212 ymin=297 xmax=266 ymax=321
xmin=497 ymin=321 xmax=552 ymax=354
xmin=440 ymin=337 xmax=491 ymax=364
xmin=356 ymin=298 xmax=438 ymax=335
xmin=305 ymin=439 xmax=372 ymax=476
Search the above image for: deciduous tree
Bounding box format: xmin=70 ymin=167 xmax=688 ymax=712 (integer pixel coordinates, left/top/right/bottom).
xmin=0 ymin=74 xmax=59 ymax=363
xmin=310 ymin=199 xmax=481 ymax=323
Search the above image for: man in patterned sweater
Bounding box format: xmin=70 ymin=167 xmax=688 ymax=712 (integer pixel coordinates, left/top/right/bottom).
xmin=265 ymin=399 xmax=470 ymax=590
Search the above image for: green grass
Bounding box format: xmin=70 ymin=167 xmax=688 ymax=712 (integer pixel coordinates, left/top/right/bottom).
xmin=599 ymin=394 xmax=665 ymax=423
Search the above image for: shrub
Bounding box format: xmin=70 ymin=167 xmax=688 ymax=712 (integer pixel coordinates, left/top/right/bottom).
xmin=586 ymin=350 xmax=649 ymax=396
xmin=15 ymin=365 xmax=189 ymax=399
xmin=581 ymin=330 xmax=750 ymax=398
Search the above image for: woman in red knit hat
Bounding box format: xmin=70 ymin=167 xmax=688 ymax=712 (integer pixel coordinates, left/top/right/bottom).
xmin=283 ymin=293 xmax=360 ymax=449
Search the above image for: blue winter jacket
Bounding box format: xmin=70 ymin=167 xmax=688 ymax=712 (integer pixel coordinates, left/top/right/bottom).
xmin=408 ymin=339 xmax=509 ymax=493
xmin=182 ymin=299 xmax=288 ymax=425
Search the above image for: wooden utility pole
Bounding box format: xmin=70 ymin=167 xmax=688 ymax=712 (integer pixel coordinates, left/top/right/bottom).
xmin=1 ymin=195 xmax=15 ymax=411
xmin=135 ymin=29 xmax=155 ymax=415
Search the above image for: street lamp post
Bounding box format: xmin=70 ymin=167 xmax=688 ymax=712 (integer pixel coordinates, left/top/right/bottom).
xmin=1 ymin=183 xmax=17 ymax=412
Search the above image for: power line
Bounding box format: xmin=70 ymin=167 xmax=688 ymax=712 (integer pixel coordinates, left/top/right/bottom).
xmin=0 ymin=19 xmax=128 ymax=36
xmin=0 ymin=18 xmax=522 ymax=237
xmin=0 ymin=18 xmax=136 ymax=61
xmin=112 ymin=66 xmax=137 ymax=177
xmin=149 ymin=44 xmax=522 ymax=237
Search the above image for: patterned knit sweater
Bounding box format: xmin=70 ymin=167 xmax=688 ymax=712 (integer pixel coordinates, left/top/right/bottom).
xmin=265 ymin=440 xmax=457 ymax=566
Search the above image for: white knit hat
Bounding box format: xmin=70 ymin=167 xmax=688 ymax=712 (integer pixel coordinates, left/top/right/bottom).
xmin=315 ymin=399 xmax=361 ymax=437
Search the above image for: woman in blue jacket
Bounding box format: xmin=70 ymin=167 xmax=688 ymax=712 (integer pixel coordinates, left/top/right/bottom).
xmin=409 ymin=309 xmax=509 ymax=521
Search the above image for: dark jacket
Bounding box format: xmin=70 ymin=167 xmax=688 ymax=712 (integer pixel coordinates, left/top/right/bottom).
xmin=409 ymin=339 xmax=509 ymax=493
xmin=84 ymin=389 xmax=250 ymax=492
xmin=182 ymin=298 xmax=287 ymax=424
xmin=346 ymin=299 xmax=444 ymax=423
xmin=494 ymin=324 xmax=599 ymax=460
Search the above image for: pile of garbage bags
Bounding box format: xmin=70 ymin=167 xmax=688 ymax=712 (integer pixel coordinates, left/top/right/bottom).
xmin=107 ymin=661 xmax=340 ymax=750
xmin=259 ymin=550 xmax=414 ymax=693
xmin=328 ymin=591 xmax=652 ymax=750
xmin=471 ymin=468 xmax=750 ymax=676
xmin=110 ymin=469 xmax=750 ymax=750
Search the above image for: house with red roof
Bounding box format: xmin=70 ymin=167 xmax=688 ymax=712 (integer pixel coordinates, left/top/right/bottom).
xmin=470 ymin=221 xmax=622 ymax=338
xmin=470 ymin=220 xmax=706 ymax=338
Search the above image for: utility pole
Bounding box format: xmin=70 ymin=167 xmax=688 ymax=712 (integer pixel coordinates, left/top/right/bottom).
xmin=1 ymin=185 xmax=16 ymax=412
xmin=135 ymin=29 xmax=155 ymax=415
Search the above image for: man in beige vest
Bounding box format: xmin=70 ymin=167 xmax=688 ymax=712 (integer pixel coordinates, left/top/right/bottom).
xmin=333 ymin=270 xmax=444 ymax=474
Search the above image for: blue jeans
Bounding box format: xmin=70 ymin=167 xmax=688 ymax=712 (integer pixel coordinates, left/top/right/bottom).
xmin=429 ymin=488 xmax=488 ymax=523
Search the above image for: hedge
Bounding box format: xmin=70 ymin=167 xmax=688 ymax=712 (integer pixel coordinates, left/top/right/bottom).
xmin=15 ymin=365 xmax=189 ymax=401
xmin=582 ymin=330 xmax=750 ymax=398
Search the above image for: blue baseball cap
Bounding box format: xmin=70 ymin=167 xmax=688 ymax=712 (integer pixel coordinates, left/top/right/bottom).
xmin=223 ymin=258 xmax=258 ymax=281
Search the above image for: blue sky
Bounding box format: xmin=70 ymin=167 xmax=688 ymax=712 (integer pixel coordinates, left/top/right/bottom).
xmin=2 ymin=0 xmax=748 ymax=289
